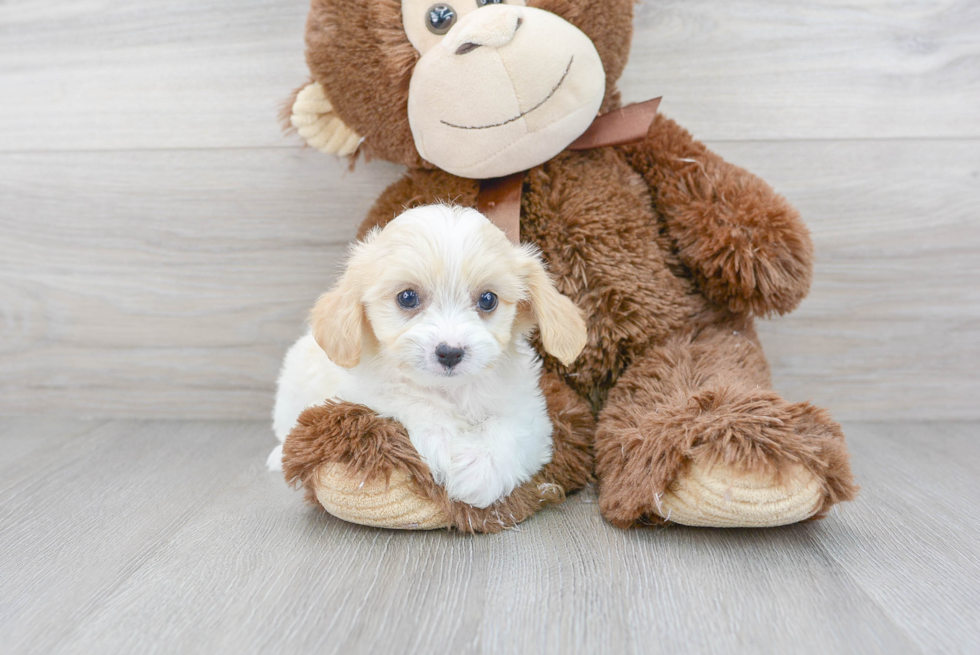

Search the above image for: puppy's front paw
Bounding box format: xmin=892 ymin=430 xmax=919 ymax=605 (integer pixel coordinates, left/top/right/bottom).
xmin=266 ymin=445 xmax=284 ymax=472
xmin=412 ymin=428 xmax=453 ymax=486
xmin=446 ymin=449 xmax=513 ymax=509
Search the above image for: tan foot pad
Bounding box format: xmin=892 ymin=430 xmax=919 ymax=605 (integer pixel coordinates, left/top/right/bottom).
xmin=290 ymin=82 xmax=363 ymax=156
xmin=313 ymin=464 xmax=450 ymax=530
xmin=657 ymin=462 xmax=823 ymax=528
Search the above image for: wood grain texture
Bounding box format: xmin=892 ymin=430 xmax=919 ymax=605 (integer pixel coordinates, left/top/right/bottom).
xmin=728 ymin=139 xmax=980 ymax=419
xmin=624 ymin=0 xmax=980 ymax=140
xmin=0 ymin=149 xmax=402 ymax=418
xmin=0 ymin=417 xmax=105 ymax=480
xmin=0 ymin=420 xmax=269 ymax=652
xmin=1 ymin=0 xmax=978 ymax=151
xmin=1 ymin=419 xmax=977 ymax=654
xmin=0 ymin=0 xmax=310 ymax=152
xmin=818 ymin=421 xmax=980 ymax=654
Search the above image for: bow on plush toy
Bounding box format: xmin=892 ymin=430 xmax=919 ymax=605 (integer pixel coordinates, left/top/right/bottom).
xmin=280 ymin=0 xmax=856 ymax=532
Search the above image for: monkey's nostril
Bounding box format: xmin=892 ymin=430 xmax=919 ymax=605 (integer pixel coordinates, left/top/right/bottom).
xmin=455 ymin=42 xmax=481 ymax=56
xmin=435 ymin=343 xmax=466 ymax=369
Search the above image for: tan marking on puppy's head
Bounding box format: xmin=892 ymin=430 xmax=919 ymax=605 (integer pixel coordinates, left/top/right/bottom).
xmin=309 ymin=231 xmax=382 ymax=368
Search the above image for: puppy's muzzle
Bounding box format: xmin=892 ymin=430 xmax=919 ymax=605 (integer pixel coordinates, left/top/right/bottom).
xmin=435 ymin=343 xmax=466 ymax=370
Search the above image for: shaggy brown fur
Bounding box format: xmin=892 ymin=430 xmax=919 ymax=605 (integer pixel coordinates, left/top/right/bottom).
xmin=623 ymin=116 xmax=814 ymax=317
xmin=283 ymin=372 xmax=594 ymax=533
xmin=286 ymin=0 xmax=857 ymax=530
xmin=593 ymin=318 xmax=857 ymax=528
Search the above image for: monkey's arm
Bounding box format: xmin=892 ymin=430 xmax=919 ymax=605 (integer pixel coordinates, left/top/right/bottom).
xmin=283 ymin=374 xmax=593 ymax=533
xmin=623 ymin=115 xmax=813 ymax=316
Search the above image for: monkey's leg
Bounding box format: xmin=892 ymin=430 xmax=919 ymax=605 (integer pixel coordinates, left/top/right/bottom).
xmin=282 ymin=371 xmax=593 ymax=533
xmin=595 ymin=319 xmax=856 ymax=528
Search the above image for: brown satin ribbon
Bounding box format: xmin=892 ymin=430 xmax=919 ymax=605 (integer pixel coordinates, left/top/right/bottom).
xmin=477 ymin=97 xmax=662 ymax=243
xmin=475 ymin=171 xmax=525 ymax=244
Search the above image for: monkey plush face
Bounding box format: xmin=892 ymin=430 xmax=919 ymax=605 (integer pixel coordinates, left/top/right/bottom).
xmin=404 ymin=2 xmax=604 ymax=178
xmin=296 ymin=0 xmax=633 ymax=176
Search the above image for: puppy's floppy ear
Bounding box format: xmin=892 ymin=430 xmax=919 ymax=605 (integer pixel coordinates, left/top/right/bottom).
xmin=286 ymin=81 xmax=363 ymax=157
xmin=310 ymin=270 xmax=364 ymax=369
xmin=519 ymin=253 xmax=588 ymax=366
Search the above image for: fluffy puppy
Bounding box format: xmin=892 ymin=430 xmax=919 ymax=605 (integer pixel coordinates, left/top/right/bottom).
xmin=270 ymin=205 xmax=587 ymax=508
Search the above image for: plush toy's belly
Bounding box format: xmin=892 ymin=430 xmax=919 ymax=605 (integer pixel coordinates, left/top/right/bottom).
xmin=520 ymin=149 xmax=706 ymax=409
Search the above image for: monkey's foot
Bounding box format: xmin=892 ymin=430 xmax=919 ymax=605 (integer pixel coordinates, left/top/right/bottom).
xmin=596 ymin=388 xmax=857 ymax=528
xmin=282 ymin=372 xmax=593 ymax=533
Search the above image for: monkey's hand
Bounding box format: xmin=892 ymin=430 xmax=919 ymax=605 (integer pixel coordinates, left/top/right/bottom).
xmin=624 ymin=114 xmax=814 ymax=317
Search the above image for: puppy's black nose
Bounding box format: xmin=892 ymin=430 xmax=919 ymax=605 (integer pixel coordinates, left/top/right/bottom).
xmin=435 ymin=343 xmax=465 ymax=369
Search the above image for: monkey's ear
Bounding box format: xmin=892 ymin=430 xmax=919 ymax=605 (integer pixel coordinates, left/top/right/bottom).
xmin=288 ymin=82 xmax=363 ymax=157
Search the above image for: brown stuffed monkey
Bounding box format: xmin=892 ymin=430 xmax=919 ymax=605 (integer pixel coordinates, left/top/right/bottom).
xmin=280 ymin=0 xmax=857 ymax=532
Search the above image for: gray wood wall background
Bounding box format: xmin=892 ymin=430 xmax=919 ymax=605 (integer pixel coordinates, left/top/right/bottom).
xmin=1 ymin=0 xmax=978 ymax=421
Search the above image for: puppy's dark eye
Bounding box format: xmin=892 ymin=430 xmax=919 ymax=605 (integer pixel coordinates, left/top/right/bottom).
xmin=426 ymin=4 xmax=457 ymax=34
xmin=477 ymin=0 xmax=505 ymax=5
xmin=477 ymin=291 xmax=498 ymax=312
xmin=397 ymin=289 xmax=420 ymax=309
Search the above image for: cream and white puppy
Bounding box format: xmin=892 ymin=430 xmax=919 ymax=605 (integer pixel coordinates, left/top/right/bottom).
xmin=269 ymin=205 xmax=587 ymax=508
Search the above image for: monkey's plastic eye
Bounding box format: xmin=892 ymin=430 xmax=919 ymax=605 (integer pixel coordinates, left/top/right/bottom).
xmin=397 ymin=289 xmax=421 ymax=309
xmin=477 ymin=0 xmax=506 ymax=5
xmin=477 ymin=292 xmax=498 ymax=312
xmin=426 ymin=4 xmax=457 ymax=35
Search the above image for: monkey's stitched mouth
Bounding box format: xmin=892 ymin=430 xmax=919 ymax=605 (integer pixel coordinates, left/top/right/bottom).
xmin=440 ymin=57 xmax=574 ymax=131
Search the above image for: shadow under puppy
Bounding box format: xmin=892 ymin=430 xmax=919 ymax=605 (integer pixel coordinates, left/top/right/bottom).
xmin=270 ymin=205 xmax=587 ymax=508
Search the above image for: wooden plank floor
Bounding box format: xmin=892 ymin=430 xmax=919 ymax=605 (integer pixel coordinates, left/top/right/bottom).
xmin=1 ymin=419 xmax=977 ymax=655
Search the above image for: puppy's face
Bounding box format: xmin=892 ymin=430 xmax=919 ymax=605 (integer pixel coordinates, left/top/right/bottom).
xmin=311 ymin=205 xmax=586 ymax=384
xmin=363 ymin=210 xmax=526 ymax=382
